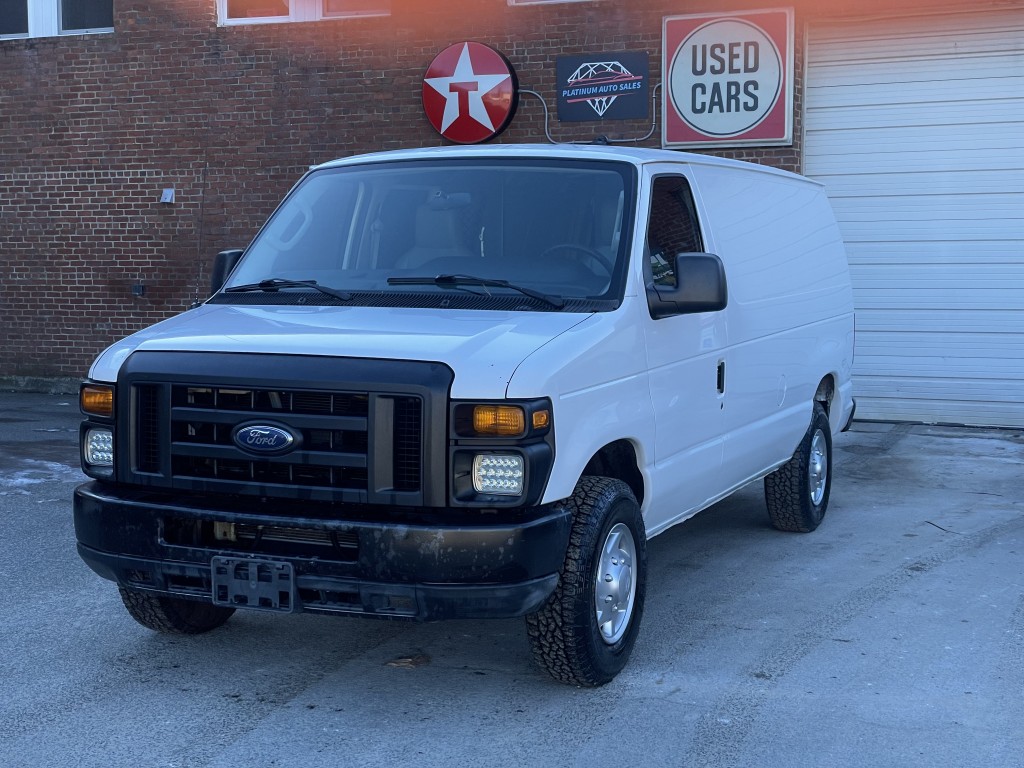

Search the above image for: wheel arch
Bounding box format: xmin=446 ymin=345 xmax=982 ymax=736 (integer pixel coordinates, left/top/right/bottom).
xmin=813 ymin=372 xmax=855 ymax=434
xmin=814 ymin=374 xmax=835 ymax=415
xmin=579 ymin=439 xmax=645 ymax=509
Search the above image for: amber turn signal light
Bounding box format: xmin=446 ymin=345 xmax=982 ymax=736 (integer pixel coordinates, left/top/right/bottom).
xmin=532 ymin=410 xmax=550 ymax=430
xmin=81 ymin=385 xmax=114 ymax=418
xmin=472 ymin=405 xmax=526 ymax=436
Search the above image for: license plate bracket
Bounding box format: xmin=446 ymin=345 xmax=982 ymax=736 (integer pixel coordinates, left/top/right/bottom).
xmin=211 ymin=556 xmax=296 ymax=613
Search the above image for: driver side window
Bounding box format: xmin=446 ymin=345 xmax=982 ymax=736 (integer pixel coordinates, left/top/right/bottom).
xmin=646 ymin=176 xmax=703 ymax=287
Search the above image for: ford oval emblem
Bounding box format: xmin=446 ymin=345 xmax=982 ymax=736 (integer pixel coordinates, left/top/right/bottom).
xmin=233 ymin=424 xmax=296 ymax=454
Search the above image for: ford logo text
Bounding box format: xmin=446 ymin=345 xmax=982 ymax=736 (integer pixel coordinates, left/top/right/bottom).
xmin=233 ymin=424 xmax=297 ymax=454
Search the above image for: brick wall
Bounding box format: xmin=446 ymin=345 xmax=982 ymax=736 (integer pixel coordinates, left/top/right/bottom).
xmin=0 ymin=0 xmax=977 ymax=377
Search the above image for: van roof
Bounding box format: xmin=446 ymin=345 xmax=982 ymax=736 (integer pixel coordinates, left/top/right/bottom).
xmin=314 ymin=143 xmax=815 ymax=184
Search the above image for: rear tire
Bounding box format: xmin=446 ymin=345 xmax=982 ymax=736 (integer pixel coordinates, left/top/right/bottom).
xmin=118 ymin=587 xmax=235 ymax=634
xmin=526 ymin=477 xmax=647 ymax=687
xmin=764 ymin=403 xmax=832 ymax=532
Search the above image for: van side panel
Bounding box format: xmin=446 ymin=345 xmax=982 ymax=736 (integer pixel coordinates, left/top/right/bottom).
xmin=505 ymin=310 xmax=654 ymax=508
xmin=688 ymin=164 xmax=855 ymax=486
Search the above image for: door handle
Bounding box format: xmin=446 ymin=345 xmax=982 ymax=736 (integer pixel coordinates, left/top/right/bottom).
xmin=717 ymin=361 xmax=726 ymax=394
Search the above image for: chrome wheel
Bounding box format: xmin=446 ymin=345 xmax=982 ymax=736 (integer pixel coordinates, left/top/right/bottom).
xmin=594 ymin=522 xmax=637 ymax=645
xmin=808 ymin=429 xmax=828 ymax=506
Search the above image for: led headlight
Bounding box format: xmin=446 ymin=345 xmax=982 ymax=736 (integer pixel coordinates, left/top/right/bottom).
xmin=84 ymin=427 xmax=114 ymax=466
xmin=472 ymin=454 xmax=524 ymax=496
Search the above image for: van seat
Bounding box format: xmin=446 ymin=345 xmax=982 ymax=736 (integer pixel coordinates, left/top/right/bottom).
xmin=396 ymin=206 xmax=475 ymax=270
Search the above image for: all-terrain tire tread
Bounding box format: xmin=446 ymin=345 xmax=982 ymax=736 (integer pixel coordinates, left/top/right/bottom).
xmin=525 ymin=477 xmax=644 ymax=687
xmin=118 ymin=587 xmax=235 ymax=635
xmin=764 ymin=403 xmax=831 ymax=533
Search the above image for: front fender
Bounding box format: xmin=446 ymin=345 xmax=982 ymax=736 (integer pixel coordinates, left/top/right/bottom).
xmin=505 ymin=303 xmax=653 ymax=505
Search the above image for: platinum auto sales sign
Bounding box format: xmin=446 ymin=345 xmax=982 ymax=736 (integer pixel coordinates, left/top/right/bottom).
xmin=663 ymin=8 xmax=794 ymax=148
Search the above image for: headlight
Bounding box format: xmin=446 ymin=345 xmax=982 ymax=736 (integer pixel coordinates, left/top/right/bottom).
xmin=452 ymin=401 xmax=551 ymax=438
xmin=84 ymin=427 xmax=114 ymax=466
xmin=450 ymin=399 xmax=552 ymax=506
xmin=472 ymin=405 xmax=526 ymax=437
xmin=472 ymin=454 xmax=525 ymax=496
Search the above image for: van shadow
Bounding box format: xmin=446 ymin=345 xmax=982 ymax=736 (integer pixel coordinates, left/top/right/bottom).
xmin=98 ymin=484 xmax=786 ymax=700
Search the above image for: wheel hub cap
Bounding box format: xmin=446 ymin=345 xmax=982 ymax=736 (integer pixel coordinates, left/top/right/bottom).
xmin=594 ymin=522 xmax=637 ymax=645
xmin=809 ymin=429 xmax=828 ymax=506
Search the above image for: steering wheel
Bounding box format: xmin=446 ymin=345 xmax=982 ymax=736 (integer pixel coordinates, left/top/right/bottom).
xmin=539 ymin=243 xmax=615 ymax=279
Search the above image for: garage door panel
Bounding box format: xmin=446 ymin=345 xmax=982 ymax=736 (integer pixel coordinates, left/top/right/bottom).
xmin=805 ymin=77 xmax=1022 ymax=110
xmin=855 ymin=308 xmax=1024 ymax=334
xmin=809 ymin=16 xmax=1024 ymax=61
xmin=817 ymin=171 xmax=1024 ymax=198
xmin=806 ymin=99 xmax=1024 ymax=132
xmin=852 ymin=289 xmax=1022 ymax=311
xmin=841 ymin=244 xmax=1023 ymax=266
xmin=851 ymin=262 xmax=1024 ymax=286
xmin=805 ymin=120 xmax=1024 ymax=153
xmin=807 ymin=54 xmax=1023 ymax=88
xmin=807 ymin=147 xmax=1020 ymax=175
xmin=855 ymin=377 xmax=1024 ymax=405
xmin=855 ymin=330 xmax=1024 ymax=360
xmin=807 ymin=11 xmax=1023 ymax=426
xmin=840 ymin=221 xmax=1021 ymax=243
xmin=852 ymin=393 xmax=1024 ymax=428
xmin=854 ymin=352 xmax=1023 ymax=379
xmin=837 ymin=194 xmax=1023 ymax=220
xmin=810 ymin=31 xmax=1024 ymax=63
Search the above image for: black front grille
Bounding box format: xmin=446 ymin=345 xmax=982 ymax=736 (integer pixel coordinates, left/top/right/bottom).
xmin=116 ymin=352 xmax=452 ymax=507
xmin=136 ymin=385 xmax=161 ymax=473
xmin=393 ymin=396 xmax=422 ymax=491
xmin=162 ymin=517 xmax=359 ymax=562
xmin=164 ymin=384 xmax=418 ymax=494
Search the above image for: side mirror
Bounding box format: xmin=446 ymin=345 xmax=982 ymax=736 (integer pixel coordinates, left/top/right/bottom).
xmin=209 ymin=249 xmax=244 ymax=295
xmin=647 ymin=252 xmax=728 ymax=319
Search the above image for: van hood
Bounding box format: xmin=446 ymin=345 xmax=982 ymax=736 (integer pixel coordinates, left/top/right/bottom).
xmin=89 ymin=304 xmax=592 ymax=398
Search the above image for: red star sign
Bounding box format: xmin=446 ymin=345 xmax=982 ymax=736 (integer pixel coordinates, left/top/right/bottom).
xmin=422 ymin=42 xmax=519 ymax=144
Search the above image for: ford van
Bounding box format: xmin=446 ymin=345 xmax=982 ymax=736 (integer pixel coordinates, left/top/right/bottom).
xmin=74 ymin=145 xmax=855 ymax=686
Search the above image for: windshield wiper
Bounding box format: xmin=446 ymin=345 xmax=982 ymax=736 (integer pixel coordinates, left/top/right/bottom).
xmin=387 ymin=274 xmax=564 ymax=309
xmin=224 ymin=278 xmax=352 ymax=301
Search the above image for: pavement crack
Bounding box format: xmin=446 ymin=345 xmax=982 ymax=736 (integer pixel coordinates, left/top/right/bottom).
xmin=924 ymin=520 xmax=965 ymax=535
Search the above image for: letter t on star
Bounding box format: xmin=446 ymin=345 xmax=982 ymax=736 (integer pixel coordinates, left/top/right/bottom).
xmin=424 ymin=43 xmax=511 ymax=133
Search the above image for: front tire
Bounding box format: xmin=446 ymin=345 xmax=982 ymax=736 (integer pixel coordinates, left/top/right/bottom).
xmin=526 ymin=477 xmax=647 ymax=687
xmin=764 ymin=403 xmax=833 ymax=532
xmin=118 ymin=587 xmax=235 ymax=634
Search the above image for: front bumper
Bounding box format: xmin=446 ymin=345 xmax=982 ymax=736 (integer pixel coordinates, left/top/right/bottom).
xmin=74 ymin=482 xmax=571 ymax=620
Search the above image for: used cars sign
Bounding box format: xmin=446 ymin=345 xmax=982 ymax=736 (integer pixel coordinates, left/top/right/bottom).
xmin=663 ymin=8 xmax=793 ymax=148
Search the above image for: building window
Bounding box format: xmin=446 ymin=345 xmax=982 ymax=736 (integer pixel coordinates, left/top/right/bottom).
xmin=0 ymin=0 xmax=28 ymax=36
xmin=1 ymin=0 xmax=113 ymax=39
xmin=226 ymin=0 xmax=289 ymax=19
xmin=61 ymin=0 xmax=113 ymax=32
xmin=322 ymin=0 xmax=388 ymax=18
xmin=219 ymin=0 xmax=389 ymax=25
xmin=507 ymin=0 xmax=600 ymax=5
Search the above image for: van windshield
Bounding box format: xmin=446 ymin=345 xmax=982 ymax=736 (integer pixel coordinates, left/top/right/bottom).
xmin=217 ymin=158 xmax=635 ymax=311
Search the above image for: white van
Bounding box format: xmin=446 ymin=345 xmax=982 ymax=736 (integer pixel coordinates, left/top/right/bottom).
xmin=74 ymin=145 xmax=855 ymax=686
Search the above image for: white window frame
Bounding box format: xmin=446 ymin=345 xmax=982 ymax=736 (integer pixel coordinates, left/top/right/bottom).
xmin=217 ymin=0 xmax=389 ymax=26
xmin=0 ymin=0 xmax=113 ymax=40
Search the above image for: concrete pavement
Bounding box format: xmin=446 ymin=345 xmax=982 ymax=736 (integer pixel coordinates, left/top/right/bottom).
xmin=0 ymin=391 xmax=1021 ymax=767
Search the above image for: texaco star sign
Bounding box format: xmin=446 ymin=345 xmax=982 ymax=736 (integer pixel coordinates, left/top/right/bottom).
xmin=422 ymin=42 xmax=519 ymax=144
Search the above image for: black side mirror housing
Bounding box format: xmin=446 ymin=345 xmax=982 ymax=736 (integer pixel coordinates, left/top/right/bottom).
xmin=209 ymin=249 xmax=245 ymax=295
xmin=647 ymin=252 xmax=728 ymax=319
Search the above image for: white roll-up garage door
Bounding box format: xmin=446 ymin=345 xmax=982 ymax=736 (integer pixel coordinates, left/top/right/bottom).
xmin=804 ymin=10 xmax=1024 ymax=427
